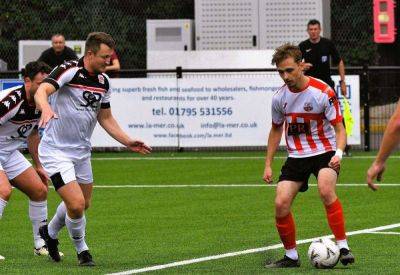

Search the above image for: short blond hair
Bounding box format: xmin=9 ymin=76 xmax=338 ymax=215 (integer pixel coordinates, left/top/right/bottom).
xmin=271 ymin=43 xmax=302 ymax=65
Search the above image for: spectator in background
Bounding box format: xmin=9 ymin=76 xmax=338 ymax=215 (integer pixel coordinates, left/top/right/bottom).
xmin=299 ymin=19 xmax=351 ymax=156
xmin=104 ymin=50 xmax=120 ymax=78
xmin=38 ymin=34 xmax=78 ymax=69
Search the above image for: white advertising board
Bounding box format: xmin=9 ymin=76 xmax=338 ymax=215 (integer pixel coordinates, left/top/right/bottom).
xmin=91 ymin=75 xmax=360 ymax=147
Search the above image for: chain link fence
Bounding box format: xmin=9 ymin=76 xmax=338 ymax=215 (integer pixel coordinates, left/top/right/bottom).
xmin=1 ymin=0 xmax=396 ymax=71
xmin=331 ymin=0 xmax=379 ymax=66
xmin=0 ymin=0 xmax=194 ymax=70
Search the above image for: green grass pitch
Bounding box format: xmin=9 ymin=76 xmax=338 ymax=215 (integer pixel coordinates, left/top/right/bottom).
xmin=1 ymin=151 xmax=400 ymax=274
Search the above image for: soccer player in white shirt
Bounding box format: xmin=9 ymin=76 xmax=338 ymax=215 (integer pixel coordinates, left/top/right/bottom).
xmin=34 ymin=32 xmax=151 ymax=266
xmin=0 ymin=61 xmax=53 ymax=259
xmin=263 ymin=44 xmax=354 ymax=268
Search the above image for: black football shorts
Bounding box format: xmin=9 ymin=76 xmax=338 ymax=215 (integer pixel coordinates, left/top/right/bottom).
xmin=278 ymin=151 xmax=338 ymax=192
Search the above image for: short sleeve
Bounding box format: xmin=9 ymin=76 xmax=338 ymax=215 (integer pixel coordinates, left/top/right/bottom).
xmin=329 ymin=40 xmax=341 ymax=65
xmin=324 ymin=89 xmax=342 ymax=125
xmin=101 ymin=74 xmax=111 ymax=108
xmin=0 ymin=87 xmax=24 ymax=125
xmin=271 ymin=96 xmax=285 ymax=127
xmin=43 ymin=61 xmax=79 ymax=90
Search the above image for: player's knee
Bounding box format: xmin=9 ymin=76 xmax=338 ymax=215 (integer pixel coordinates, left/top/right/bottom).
xmin=29 ymin=185 xmax=48 ymax=201
xmin=67 ymin=199 xmax=85 ymax=217
xmin=319 ymin=188 xmax=336 ymax=205
xmin=0 ymin=184 xmax=12 ymax=200
xmin=275 ymin=197 xmax=291 ymax=212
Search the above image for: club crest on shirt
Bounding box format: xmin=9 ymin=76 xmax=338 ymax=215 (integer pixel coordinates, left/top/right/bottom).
xmin=329 ymin=96 xmax=338 ymax=106
xmin=303 ymin=102 xmax=313 ymax=112
xmin=98 ymin=75 xmax=104 ymax=84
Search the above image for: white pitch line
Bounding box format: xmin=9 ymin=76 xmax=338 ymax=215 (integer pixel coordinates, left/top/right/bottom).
xmin=107 ymin=223 xmax=400 ymax=275
xmin=26 ymin=155 xmax=400 ymax=161
xmin=365 ymin=231 xmax=400 ymax=235
xmin=92 ymin=183 xmax=398 ymax=188
xmin=89 ymin=155 xmax=400 ymax=161
xmin=45 ymin=183 xmax=400 ymax=189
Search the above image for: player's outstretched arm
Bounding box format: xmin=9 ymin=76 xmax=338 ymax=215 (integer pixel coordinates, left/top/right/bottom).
xmin=263 ymin=124 xmax=283 ymax=184
xmin=27 ymin=128 xmax=49 ymax=185
xmin=367 ymin=99 xmax=400 ymax=190
xmin=97 ymin=108 xmax=152 ymax=154
xmin=34 ymin=82 xmax=58 ymax=128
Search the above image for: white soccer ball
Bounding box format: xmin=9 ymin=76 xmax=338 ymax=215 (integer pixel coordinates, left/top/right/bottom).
xmin=308 ymin=238 xmax=340 ymax=268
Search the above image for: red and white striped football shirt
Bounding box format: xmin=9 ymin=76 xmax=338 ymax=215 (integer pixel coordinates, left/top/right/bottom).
xmin=271 ymin=77 xmax=342 ymax=158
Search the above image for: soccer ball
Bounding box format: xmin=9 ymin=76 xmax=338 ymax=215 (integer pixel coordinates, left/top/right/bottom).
xmin=307 ymin=238 xmax=340 ymax=268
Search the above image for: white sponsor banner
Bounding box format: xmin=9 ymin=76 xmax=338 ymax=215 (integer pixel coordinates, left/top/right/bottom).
xmin=91 ymin=75 xmax=360 ymax=147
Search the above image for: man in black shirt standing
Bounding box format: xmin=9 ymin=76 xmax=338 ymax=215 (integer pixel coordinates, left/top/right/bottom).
xmin=38 ymin=34 xmax=78 ymax=69
xmin=299 ymin=19 xmax=347 ymax=96
xmin=299 ymin=19 xmax=350 ymax=155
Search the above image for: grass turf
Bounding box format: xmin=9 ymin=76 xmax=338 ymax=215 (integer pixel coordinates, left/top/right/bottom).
xmin=0 ymin=151 xmax=399 ymax=274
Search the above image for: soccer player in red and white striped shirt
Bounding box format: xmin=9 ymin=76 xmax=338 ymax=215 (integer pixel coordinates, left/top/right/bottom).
xmin=263 ymin=43 xmax=354 ymax=268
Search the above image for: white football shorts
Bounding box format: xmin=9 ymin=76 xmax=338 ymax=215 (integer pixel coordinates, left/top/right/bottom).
xmin=38 ymin=143 xmax=93 ymax=190
xmin=0 ymin=150 xmax=32 ymax=180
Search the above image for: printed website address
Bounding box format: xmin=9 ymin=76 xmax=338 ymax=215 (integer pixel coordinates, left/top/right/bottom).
xmin=128 ymin=123 xmax=184 ymax=129
xmin=153 ymin=132 xmax=233 ymax=139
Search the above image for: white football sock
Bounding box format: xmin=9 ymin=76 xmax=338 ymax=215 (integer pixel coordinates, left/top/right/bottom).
xmin=285 ymin=248 xmax=299 ymax=260
xmin=65 ymin=214 xmax=89 ymax=254
xmin=48 ymin=202 xmax=66 ymax=239
xmin=29 ymin=200 xmax=47 ymax=249
xmin=336 ymin=239 xmax=349 ymax=250
xmin=0 ymin=198 xmax=7 ymax=218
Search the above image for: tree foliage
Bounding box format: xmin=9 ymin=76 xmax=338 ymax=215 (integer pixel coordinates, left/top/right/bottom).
xmin=0 ymin=0 xmax=194 ymax=69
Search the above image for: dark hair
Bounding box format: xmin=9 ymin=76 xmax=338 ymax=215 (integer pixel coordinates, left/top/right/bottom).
xmin=271 ymin=43 xmax=302 ymax=65
xmin=85 ymin=32 xmax=115 ymax=54
xmin=307 ymin=19 xmax=321 ymax=27
xmin=21 ymin=61 xmax=52 ymax=80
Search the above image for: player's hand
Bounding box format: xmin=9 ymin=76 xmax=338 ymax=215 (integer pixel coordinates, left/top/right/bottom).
xmin=263 ymin=165 xmax=273 ymax=184
xmin=328 ymin=156 xmax=341 ymax=172
xmin=303 ymin=63 xmax=313 ymax=71
xmin=340 ymin=81 xmax=347 ymax=97
xmin=127 ymin=139 xmax=152 ymax=155
xmin=35 ymin=167 xmax=49 ymax=186
xmin=38 ymin=106 xmax=58 ymax=128
xmin=366 ymin=161 xmax=385 ymax=191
